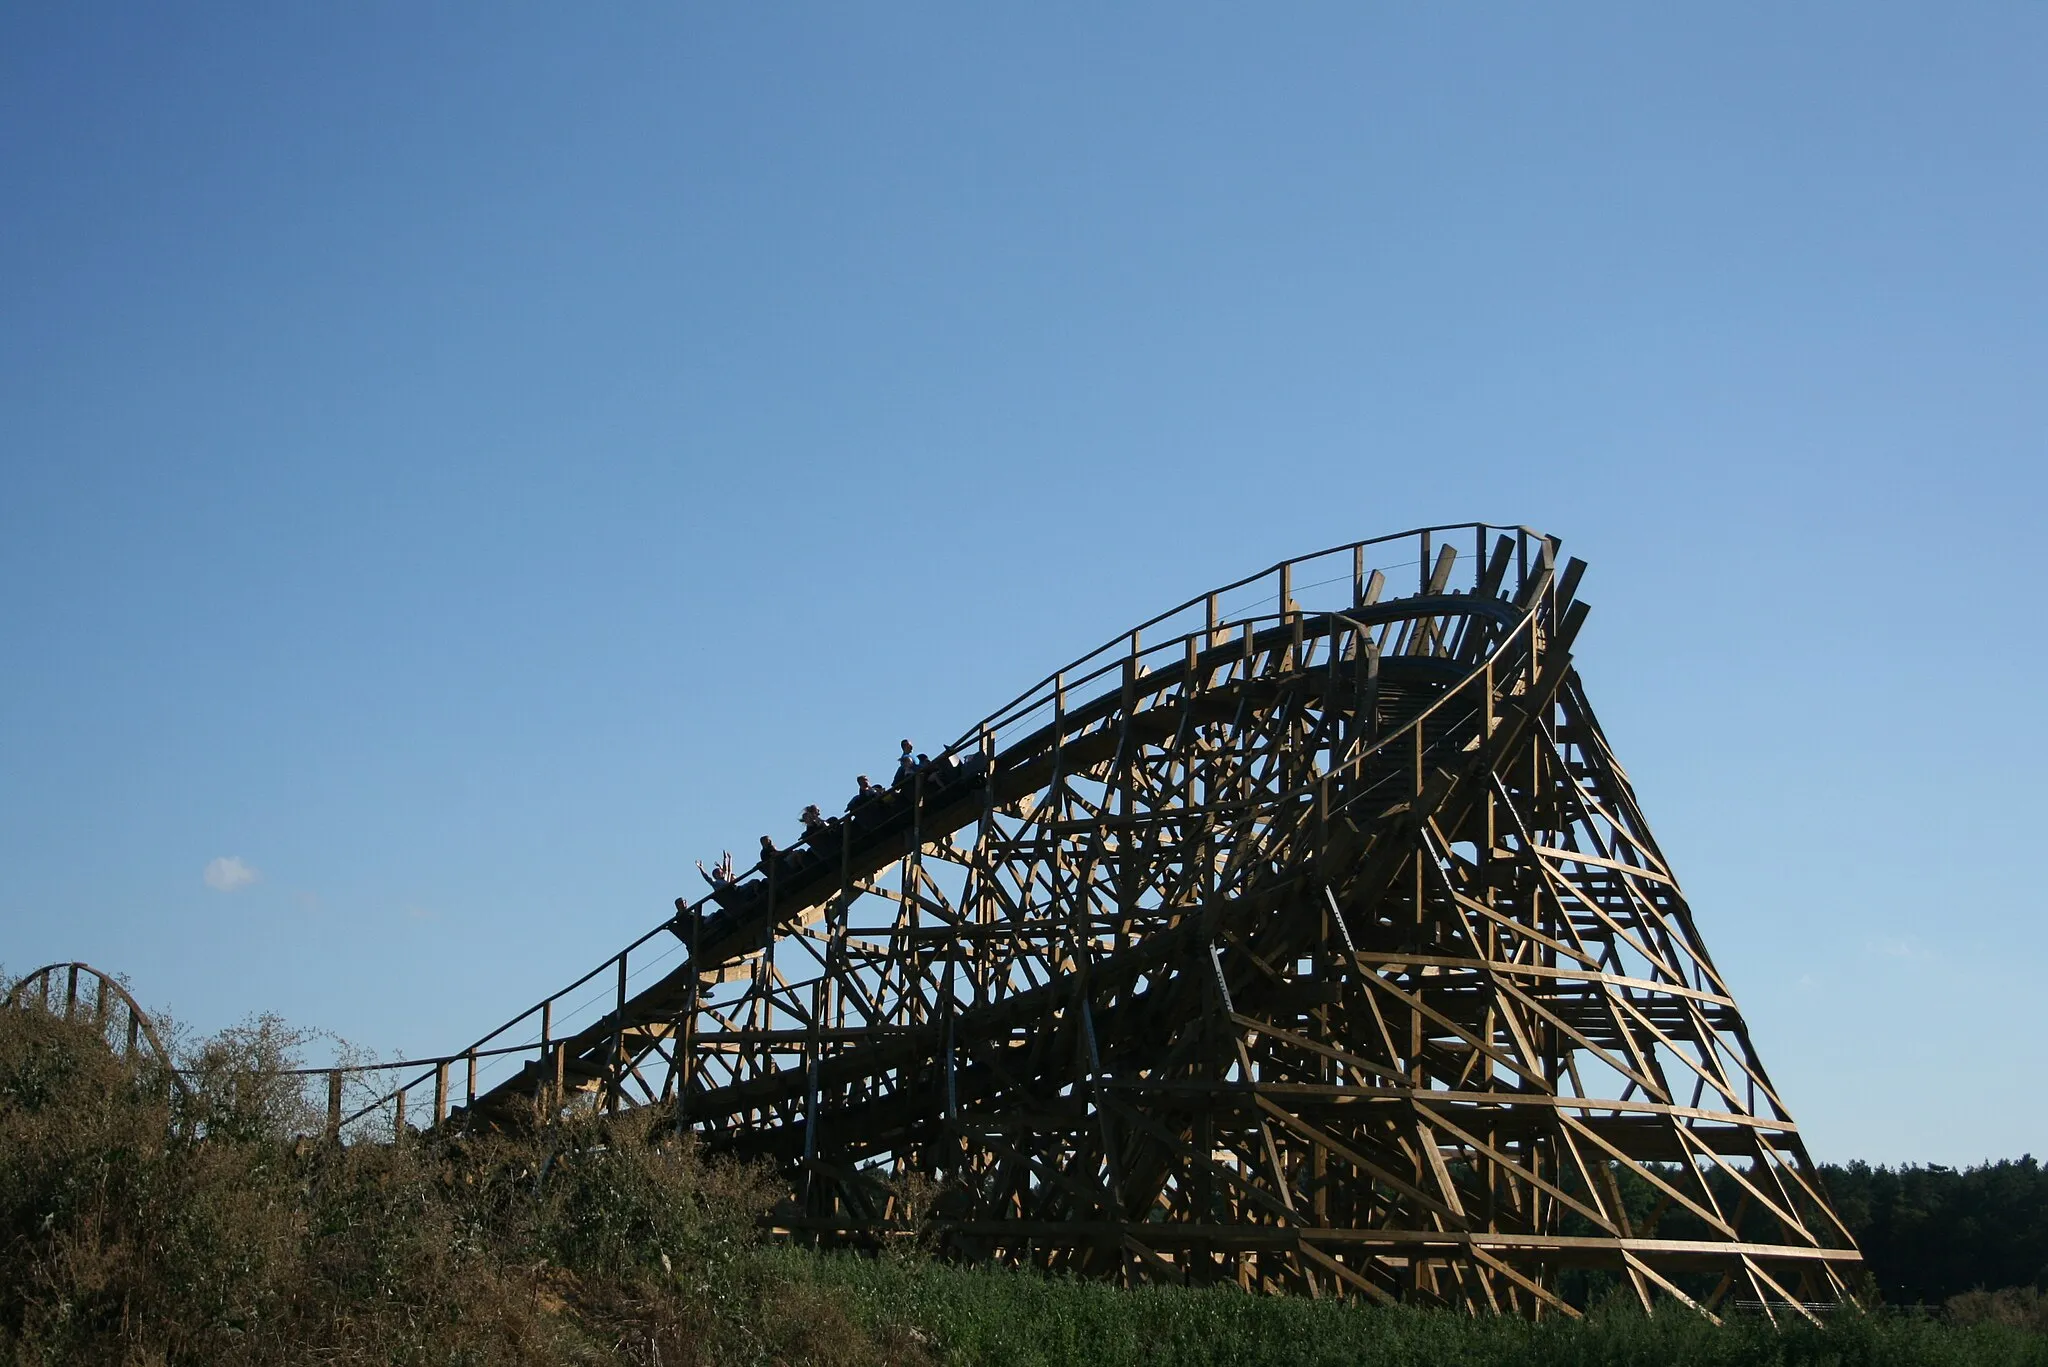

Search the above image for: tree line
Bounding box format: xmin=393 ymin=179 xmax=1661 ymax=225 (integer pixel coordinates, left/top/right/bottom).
xmin=1821 ymin=1158 xmax=2048 ymax=1307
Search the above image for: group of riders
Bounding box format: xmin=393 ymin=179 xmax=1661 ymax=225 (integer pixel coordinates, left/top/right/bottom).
xmin=691 ymin=739 xmax=981 ymax=899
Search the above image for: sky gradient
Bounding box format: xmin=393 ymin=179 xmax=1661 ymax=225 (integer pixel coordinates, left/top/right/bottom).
xmin=3 ymin=5 xmax=2044 ymax=1164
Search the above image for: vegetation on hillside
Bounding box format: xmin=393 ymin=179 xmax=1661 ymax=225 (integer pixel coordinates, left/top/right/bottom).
xmin=3 ymin=983 xmax=2044 ymax=1366
xmin=0 ymin=1000 xmax=931 ymax=1365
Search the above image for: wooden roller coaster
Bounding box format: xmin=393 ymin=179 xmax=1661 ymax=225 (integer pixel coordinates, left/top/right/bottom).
xmin=10 ymin=524 xmax=1861 ymax=1319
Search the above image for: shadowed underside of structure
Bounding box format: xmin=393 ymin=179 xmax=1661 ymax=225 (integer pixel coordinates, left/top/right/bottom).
xmin=18 ymin=524 xmax=1859 ymax=1321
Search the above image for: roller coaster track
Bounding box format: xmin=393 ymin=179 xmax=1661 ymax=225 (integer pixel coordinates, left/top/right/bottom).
xmin=12 ymin=524 xmax=1861 ymax=1319
xmin=5 ymin=963 xmax=187 ymax=1098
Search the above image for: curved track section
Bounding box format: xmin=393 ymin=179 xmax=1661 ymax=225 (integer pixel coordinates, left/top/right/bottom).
xmin=6 ymin=962 xmax=188 ymax=1097
xmin=359 ymin=524 xmax=1861 ymax=1318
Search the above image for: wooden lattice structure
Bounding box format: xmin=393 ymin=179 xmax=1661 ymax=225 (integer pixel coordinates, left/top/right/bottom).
xmin=19 ymin=524 xmax=1861 ymax=1318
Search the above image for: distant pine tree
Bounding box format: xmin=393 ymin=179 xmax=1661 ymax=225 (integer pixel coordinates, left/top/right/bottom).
xmin=1821 ymin=1157 xmax=2048 ymax=1305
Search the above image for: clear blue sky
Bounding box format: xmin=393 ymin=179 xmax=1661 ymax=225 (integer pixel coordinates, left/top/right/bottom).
xmin=3 ymin=5 xmax=2042 ymax=1165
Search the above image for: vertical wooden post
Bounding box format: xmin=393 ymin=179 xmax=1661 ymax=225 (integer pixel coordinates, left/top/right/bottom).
xmin=327 ymin=1070 xmax=342 ymax=1140
xmin=392 ymin=1086 xmax=406 ymax=1143
xmin=465 ymin=1049 xmax=477 ymax=1109
xmin=977 ymin=721 xmax=997 ymax=1007
xmin=433 ymin=1060 xmax=449 ymax=1127
xmin=678 ymin=902 xmax=700 ymax=1136
xmin=610 ymin=952 xmax=628 ymax=1113
xmin=539 ymin=1000 xmax=552 ymax=1109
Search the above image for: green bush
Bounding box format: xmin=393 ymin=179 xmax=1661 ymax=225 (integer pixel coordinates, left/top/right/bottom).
xmin=0 ymin=1002 xmax=924 ymax=1366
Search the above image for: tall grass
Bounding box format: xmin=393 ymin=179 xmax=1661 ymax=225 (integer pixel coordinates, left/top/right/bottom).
xmin=811 ymin=1256 xmax=2048 ymax=1367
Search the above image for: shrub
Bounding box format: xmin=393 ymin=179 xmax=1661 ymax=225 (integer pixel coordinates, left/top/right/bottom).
xmin=0 ymin=1002 xmax=920 ymax=1366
